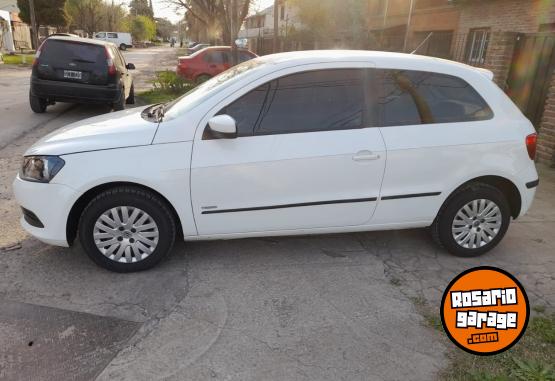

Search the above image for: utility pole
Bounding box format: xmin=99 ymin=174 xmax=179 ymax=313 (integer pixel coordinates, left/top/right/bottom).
xmin=403 ymin=0 xmax=415 ymax=52
xmin=231 ymin=0 xmax=238 ymax=65
xmin=28 ymin=0 xmax=38 ymax=50
xmin=273 ymin=0 xmax=279 ymax=53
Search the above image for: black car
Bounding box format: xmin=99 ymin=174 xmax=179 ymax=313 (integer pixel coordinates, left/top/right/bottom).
xmin=30 ymin=36 xmax=135 ymax=113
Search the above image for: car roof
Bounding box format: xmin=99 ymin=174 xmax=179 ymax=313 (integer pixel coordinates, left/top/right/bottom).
xmin=257 ymin=50 xmax=492 ymax=79
xmin=45 ymin=35 xmax=114 ymax=47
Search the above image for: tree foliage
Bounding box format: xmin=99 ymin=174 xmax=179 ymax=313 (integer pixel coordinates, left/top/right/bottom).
xmin=155 ymin=18 xmax=175 ymax=40
xmin=129 ymin=15 xmax=156 ymax=41
xmin=164 ymin=0 xmax=252 ymax=44
xmin=17 ymin=0 xmax=67 ymax=28
xmin=130 ymin=0 xmax=154 ymax=18
xmin=65 ymin=0 xmax=127 ymax=35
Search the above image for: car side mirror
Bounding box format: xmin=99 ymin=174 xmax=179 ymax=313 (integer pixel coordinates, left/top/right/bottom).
xmin=126 ymin=63 xmax=135 ymax=70
xmin=207 ymin=115 xmax=237 ymax=139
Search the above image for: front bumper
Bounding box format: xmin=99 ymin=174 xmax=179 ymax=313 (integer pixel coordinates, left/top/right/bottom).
xmin=13 ymin=175 xmax=78 ymax=247
xmin=31 ymin=77 xmax=121 ymax=104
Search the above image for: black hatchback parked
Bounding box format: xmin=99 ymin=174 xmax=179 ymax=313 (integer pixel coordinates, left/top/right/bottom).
xmin=30 ymin=36 xmax=135 ymax=113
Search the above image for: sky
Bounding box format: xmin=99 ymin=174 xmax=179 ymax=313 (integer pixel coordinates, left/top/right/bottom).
xmin=149 ymin=0 xmax=275 ymax=23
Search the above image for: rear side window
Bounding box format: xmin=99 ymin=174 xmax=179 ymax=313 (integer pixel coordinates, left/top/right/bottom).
xmin=107 ymin=33 xmax=118 ymax=38
xmin=204 ymin=51 xmax=227 ymax=64
xmin=255 ymin=69 xmax=365 ymax=135
xmin=377 ymin=69 xmax=493 ymax=126
xmin=41 ymin=40 xmax=106 ymax=65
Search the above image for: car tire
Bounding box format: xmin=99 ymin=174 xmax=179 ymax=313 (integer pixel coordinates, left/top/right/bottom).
xmin=431 ymin=183 xmax=511 ymax=257
xmin=112 ymin=87 xmax=125 ymax=111
xmin=78 ymin=186 xmax=176 ymax=272
xmin=119 ymin=44 xmax=127 ymax=51
xmin=196 ymin=74 xmax=212 ymax=84
xmin=29 ymin=92 xmax=47 ymax=113
xmin=126 ymin=83 xmax=135 ymax=104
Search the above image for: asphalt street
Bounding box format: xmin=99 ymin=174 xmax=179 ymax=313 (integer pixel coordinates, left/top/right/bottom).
xmin=0 ymin=46 xmax=553 ymax=380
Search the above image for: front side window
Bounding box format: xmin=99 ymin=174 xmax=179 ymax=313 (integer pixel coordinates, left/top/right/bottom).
xmin=255 ymin=69 xmax=365 ymax=135
xmin=377 ymin=69 xmax=493 ymax=126
xmin=96 ymin=32 xmax=106 ymax=38
xmin=217 ymin=84 xmax=270 ymax=137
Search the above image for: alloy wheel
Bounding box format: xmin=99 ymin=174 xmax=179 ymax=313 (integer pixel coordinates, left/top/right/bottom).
xmin=451 ymin=199 xmax=502 ymax=249
xmin=93 ymin=206 xmax=159 ymax=263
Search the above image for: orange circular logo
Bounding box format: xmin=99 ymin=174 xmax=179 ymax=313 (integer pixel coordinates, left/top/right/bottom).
xmin=440 ymin=267 xmax=529 ymax=355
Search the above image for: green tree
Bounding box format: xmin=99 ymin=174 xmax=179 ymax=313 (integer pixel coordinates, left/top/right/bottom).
xmin=130 ymin=0 xmax=154 ymax=18
xmin=154 ymin=18 xmax=175 ymax=40
xmin=130 ymin=15 xmax=156 ymax=41
xmin=65 ymin=0 xmax=127 ymax=35
xmin=17 ymin=0 xmax=67 ymax=29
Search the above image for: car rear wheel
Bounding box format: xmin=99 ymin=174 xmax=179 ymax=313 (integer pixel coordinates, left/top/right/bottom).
xmin=119 ymin=44 xmax=127 ymax=51
xmin=431 ymin=183 xmax=511 ymax=257
xmin=78 ymin=186 xmax=176 ymax=272
xmin=126 ymin=83 xmax=135 ymax=104
xmin=112 ymin=87 xmax=125 ymax=111
xmin=29 ymin=92 xmax=47 ymax=113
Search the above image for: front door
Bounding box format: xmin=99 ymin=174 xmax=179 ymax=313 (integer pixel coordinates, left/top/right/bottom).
xmin=190 ymin=68 xmax=387 ymax=236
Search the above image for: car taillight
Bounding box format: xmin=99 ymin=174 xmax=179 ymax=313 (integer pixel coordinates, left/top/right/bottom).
xmin=525 ymin=133 xmax=537 ymax=160
xmin=105 ymin=47 xmax=116 ymax=75
xmin=33 ymin=40 xmax=47 ymax=67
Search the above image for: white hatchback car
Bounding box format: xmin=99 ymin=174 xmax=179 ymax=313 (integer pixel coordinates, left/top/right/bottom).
xmin=14 ymin=51 xmax=539 ymax=272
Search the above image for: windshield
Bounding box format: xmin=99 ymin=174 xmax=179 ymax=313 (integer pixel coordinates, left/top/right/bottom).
xmin=163 ymin=58 xmax=267 ymax=121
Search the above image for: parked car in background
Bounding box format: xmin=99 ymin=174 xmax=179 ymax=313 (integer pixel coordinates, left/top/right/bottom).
xmin=29 ymin=35 xmax=135 ymax=113
xmin=187 ymin=43 xmax=210 ymax=55
xmin=14 ymin=51 xmax=538 ymax=272
xmin=94 ymin=32 xmax=132 ymax=50
xmin=177 ymin=46 xmax=257 ymax=83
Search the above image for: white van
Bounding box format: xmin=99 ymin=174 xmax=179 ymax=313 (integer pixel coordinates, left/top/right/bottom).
xmin=94 ymin=32 xmax=132 ymax=50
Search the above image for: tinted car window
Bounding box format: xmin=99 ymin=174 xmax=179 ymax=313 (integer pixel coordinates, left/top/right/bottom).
xmin=41 ymin=40 xmax=106 ymax=64
xmin=216 ymin=84 xmax=270 ymax=137
xmin=255 ymin=69 xmax=365 ymax=135
xmin=107 ymin=33 xmax=117 ymax=38
xmin=378 ymin=69 xmax=493 ymax=126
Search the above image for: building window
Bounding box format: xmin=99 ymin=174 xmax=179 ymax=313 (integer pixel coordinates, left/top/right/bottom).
xmin=465 ymin=28 xmax=490 ymax=65
xmin=280 ymin=5 xmax=285 ymax=20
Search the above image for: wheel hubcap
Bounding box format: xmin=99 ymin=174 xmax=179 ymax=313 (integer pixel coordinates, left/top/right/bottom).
xmin=93 ymin=206 xmax=159 ymax=263
xmin=452 ymin=199 xmax=502 ymax=249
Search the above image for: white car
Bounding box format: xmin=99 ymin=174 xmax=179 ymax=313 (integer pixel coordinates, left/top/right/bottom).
xmin=13 ymin=51 xmax=539 ymax=272
xmin=94 ymin=31 xmax=132 ymax=50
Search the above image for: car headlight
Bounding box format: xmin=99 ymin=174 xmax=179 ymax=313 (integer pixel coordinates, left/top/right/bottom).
xmin=20 ymin=156 xmax=65 ymax=183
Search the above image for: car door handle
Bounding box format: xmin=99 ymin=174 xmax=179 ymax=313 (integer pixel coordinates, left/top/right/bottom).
xmin=353 ymin=150 xmax=380 ymax=161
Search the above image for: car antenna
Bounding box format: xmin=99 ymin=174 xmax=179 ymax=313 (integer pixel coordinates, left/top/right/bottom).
xmin=410 ymin=32 xmax=433 ymax=54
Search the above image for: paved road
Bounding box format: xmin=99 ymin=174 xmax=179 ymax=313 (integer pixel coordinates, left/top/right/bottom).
xmin=0 ymin=46 xmax=554 ymax=380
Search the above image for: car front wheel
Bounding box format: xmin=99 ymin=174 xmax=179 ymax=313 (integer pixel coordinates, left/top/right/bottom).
xmin=431 ymin=183 xmax=511 ymax=257
xmin=78 ymin=186 xmax=176 ymax=272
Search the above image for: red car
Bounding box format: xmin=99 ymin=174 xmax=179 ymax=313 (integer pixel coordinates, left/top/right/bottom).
xmin=176 ymin=46 xmax=258 ymax=83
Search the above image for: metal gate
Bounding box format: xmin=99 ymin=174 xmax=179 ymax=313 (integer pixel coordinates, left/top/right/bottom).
xmin=506 ymin=33 xmax=555 ymax=129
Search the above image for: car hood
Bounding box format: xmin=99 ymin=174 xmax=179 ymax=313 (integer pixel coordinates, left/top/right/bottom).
xmin=25 ymin=107 xmax=158 ymax=156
